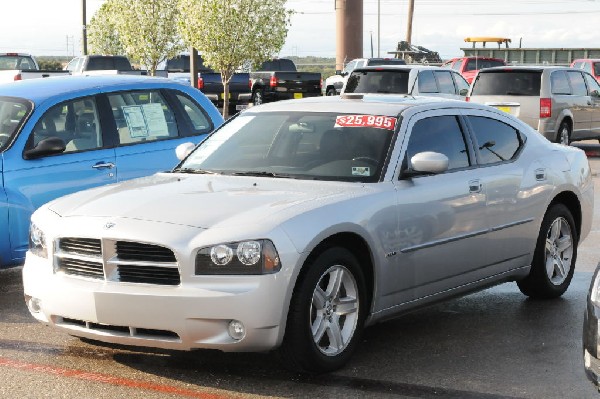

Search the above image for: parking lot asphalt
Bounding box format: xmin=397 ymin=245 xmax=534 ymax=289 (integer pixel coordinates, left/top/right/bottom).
xmin=1 ymin=141 xmax=599 ymax=398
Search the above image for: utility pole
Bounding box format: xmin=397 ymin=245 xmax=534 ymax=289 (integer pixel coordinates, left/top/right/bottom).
xmin=82 ymin=0 xmax=88 ymax=55
xmin=406 ymin=0 xmax=415 ymax=45
xmin=377 ymin=0 xmax=380 ymax=57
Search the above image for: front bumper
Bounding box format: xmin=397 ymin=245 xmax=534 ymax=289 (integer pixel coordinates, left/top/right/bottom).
xmin=23 ymin=253 xmax=288 ymax=352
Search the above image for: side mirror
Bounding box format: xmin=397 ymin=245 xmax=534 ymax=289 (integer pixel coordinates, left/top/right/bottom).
xmin=175 ymin=142 xmax=196 ymax=160
xmin=402 ymin=151 xmax=449 ymax=178
xmin=23 ymin=137 xmax=66 ymax=159
xmin=340 ymin=71 xmax=348 ymax=77
xmin=459 ymin=88 xmax=469 ymax=96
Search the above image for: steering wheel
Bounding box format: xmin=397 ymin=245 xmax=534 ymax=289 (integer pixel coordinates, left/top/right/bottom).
xmin=352 ymin=156 xmax=379 ymax=165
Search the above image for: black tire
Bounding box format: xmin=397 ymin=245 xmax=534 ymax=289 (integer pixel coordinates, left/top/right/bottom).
xmin=326 ymin=87 xmax=337 ymax=96
xmin=556 ymin=121 xmax=571 ymax=145
xmin=279 ymin=247 xmax=367 ymax=373
xmin=517 ymin=203 xmax=578 ymax=299
xmin=252 ymin=89 xmax=264 ymax=105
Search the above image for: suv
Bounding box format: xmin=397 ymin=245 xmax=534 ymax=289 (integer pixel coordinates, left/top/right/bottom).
xmin=571 ymin=59 xmax=600 ymax=83
xmin=468 ymin=66 xmax=600 ymax=144
xmin=323 ymin=58 xmax=406 ymax=96
xmin=442 ymin=56 xmax=506 ymax=84
xmin=341 ymin=65 xmax=469 ymax=100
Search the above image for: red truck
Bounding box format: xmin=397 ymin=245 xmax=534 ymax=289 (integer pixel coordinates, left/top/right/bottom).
xmin=442 ymin=56 xmax=506 ymax=84
xmin=571 ymin=59 xmax=600 ymax=83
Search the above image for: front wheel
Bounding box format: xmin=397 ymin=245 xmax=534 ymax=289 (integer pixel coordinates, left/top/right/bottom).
xmin=517 ymin=203 xmax=578 ymax=299
xmin=252 ymin=89 xmax=264 ymax=105
xmin=279 ymin=247 xmax=366 ymax=373
xmin=326 ymin=87 xmax=337 ymax=96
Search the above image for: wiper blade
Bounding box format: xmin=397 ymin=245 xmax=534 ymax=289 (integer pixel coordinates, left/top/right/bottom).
xmin=172 ymin=168 xmax=219 ymax=175
xmin=229 ymin=171 xmax=292 ymax=178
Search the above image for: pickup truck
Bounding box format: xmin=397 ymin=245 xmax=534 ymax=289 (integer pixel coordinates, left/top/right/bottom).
xmin=162 ymin=54 xmax=251 ymax=112
xmin=0 ymin=53 xmax=69 ymax=83
xmin=65 ymin=55 xmax=167 ymax=77
xmin=441 ymin=56 xmax=506 ymax=84
xmin=249 ymin=58 xmax=321 ymax=104
xmin=323 ymin=57 xmax=407 ymax=96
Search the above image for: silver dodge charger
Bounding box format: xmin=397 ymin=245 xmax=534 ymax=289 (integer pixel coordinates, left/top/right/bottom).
xmin=23 ymin=94 xmax=593 ymax=373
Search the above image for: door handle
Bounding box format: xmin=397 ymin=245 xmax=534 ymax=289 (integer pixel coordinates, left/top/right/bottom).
xmin=92 ymin=162 xmax=115 ymax=170
xmin=469 ymin=179 xmax=482 ymax=193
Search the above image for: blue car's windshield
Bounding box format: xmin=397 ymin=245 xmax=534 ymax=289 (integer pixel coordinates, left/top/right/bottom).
xmin=0 ymin=97 xmax=32 ymax=151
xmin=177 ymin=111 xmax=398 ymax=183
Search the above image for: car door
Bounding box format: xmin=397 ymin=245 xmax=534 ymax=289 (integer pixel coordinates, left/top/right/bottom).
xmin=567 ymin=70 xmax=594 ymax=140
xmin=583 ymin=72 xmax=600 ymax=137
xmin=3 ymin=95 xmax=116 ymax=261
xmin=462 ymin=110 xmax=543 ymax=272
xmin=108 ymin=89 xmax=214 ymax=181
xmin=382 ymin=111 xmax=488 ymax=309
xmin=552 ymin=70 xmax=591 ymax=139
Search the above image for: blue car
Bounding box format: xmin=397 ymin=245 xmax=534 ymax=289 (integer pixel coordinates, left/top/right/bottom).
xmin=0 ymin=75 xmax=224 ymax=268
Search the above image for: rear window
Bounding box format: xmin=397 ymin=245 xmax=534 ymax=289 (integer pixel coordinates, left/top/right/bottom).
xmin=471 ymin=71 xmax=541 ymax=96
xmin=345 ymin=70 xmax=409 ymax=94
xmin=367 ymin=59 xmax=407 ymax=66
xmin=87 ymin=56 xmax=132 ymax=71
xmin=464 ymin=59 xmax=506 ymax=72
xmin=0 ymin=55 xmax=36 ymax=70
xmin=165 ymin=55 xmax=213 ymax=73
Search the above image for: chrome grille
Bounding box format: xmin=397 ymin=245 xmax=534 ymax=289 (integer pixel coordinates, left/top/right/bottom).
xmin=55 ymin=238 xmax=180 ymax=286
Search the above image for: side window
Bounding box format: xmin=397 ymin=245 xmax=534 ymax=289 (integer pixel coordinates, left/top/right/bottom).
xmin=467 ymin=116 xmax=521 ymax=165
xmin=405 ymin=115 xmax=470 ymax=171
xmin=551 ymin=71 xmax=571 ymax=95
xmin=108 ymin=90 xmax=178 ymax=145
xmin=434 ymin=71 xmax=456 ymax=94
xmin=30 ymin=97 xmax=102 ymax=153
xmin=453 ymin=72 xmax=470 ymax=95
xmin=584 ymin=73 xmax=600 ymax=94
xmin=343 ymin=60 xmax=357 ymax=74
xmin=417 ymin=70 xmax=438 ymax=93
xmin=567 ymin=71 xmax=587 ymax=96
xmin=174 ymin=93 xmax=212 ymax=132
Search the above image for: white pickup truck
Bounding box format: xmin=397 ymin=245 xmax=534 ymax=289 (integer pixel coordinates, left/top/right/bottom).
xmin=0 ymin=53 xmax=69 ymax=83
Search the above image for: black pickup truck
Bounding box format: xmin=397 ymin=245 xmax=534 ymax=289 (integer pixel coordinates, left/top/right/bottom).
xmin=163 ymin=55 xmax=251 ymax=112
xmin=250 ymin=59 xmax=322 ymax=105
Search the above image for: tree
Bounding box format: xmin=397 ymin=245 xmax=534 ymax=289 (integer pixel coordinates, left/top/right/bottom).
xmin=111 ymin=0 xmax=185 ymax=76
xmin=87 ymin=0 xmax=124 ymax=56
xmin=178 ymin=0 xmax=292 ymax=119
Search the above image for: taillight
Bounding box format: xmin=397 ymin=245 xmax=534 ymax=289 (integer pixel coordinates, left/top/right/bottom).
xmin=540 ymin=98 xmax=551 ymax=118
xmin=320 ymin=78 xmax=323 ymax=89
xmin=269 ymin=76 xmax=278 ymax=87
xmin=13 ymin=73 xmax=22 ymax=81
xmin=248 ymin=78 xmax=252 ymax=89
xmin=465 ymin=96 xmax=470 ymax=102
xmin=197 ymin=76 xmax=204 ymax=90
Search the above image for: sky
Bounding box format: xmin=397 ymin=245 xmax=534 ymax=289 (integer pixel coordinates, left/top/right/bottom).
xmin=1 ymin=0 xmax=600 ymax=61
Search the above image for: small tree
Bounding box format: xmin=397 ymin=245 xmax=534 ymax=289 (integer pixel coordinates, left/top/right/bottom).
xmin=111 ymin=0 xmax=185 ymax=76
xmin=178 ymin=0 xmax=292 ymax=119
xmin=88 ymin=0 xmax=124 ymax=56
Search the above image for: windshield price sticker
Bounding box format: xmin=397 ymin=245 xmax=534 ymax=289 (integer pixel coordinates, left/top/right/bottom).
xmin=335 ymin=115 xmax=396 ymax=130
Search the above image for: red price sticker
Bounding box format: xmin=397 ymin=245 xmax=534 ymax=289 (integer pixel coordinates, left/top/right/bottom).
xmin=335 ymin=115 xmax=397 ymax=131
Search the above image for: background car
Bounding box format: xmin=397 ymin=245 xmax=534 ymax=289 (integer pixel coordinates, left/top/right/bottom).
xmin=571 ymin=59 xmax=600 ymax=83
xmin=23 ymin=95 xmax=592 ymax=373
xmin=468 ymin=65 xmax=600 ymax=145
xmin=584 ymin=265 xmax=600 ymax=391
xmin=342 ymin=65 xmax=469 ymax=100
xmin=442 ymin=56 xmax=506 ymax=84
xmin=0 ymin=75 xmax=223 ymax=268
xmin=323 ymin=57 xmax=407 ymax=96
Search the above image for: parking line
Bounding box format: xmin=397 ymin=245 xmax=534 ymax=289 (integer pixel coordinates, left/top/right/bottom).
xmin=0 ymin=356 xmax=233 ymax=399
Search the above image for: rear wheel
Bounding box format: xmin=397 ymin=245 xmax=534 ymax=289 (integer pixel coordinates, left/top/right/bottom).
xmin=326 ymin=87 xmax=337 ymax=96
xmin=252 ymin=89 xmax=264 ymax=105
xmin=517 ymin=203 xmax=577 ymax=299
xmin=556 ymin=121 xmax=571 ymax=145
xmin=279 ymin=247 xmax=366 ymax=373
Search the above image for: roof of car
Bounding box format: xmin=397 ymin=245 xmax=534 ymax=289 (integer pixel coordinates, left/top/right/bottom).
xmin=243 ymin=94 xmax=484 ymax=116
xmin=0 ymin=75 xmax=179 ymax=105
xmin=352 ymin=65 xmax=440 ymax=72
xmin=477 ymin=65 xmax=576 ymax=72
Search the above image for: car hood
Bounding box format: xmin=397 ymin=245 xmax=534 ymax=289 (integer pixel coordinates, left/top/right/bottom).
xmin=47 ymin=173 xmax=369 ymax=229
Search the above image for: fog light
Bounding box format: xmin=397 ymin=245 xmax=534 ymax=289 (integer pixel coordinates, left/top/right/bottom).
xmin=228 ymin=320 xmax=245 ymax=340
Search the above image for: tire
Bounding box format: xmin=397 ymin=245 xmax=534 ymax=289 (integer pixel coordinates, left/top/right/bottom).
xmin=326 ymin=87 xmax=337 ymax=96
xmin=279 ymin=247 xmax=366 ymax=373
xmin=556 ymin=121 xmax=571 ymax=145
xmin=252 ymin=89 xmax=264 ymax=105
xmin=517 ymin=203 xmax=578 ymax=299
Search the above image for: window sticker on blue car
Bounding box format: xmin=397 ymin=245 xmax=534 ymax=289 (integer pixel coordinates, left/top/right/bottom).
xmin=335 ymin=115 xmax=396 ymax=130
xmin=122 ymin=103 xmax=169 ymax=138
xmin=122 ymin=106 xmax=148 ymax=137
xmin=352 ymin=166 xmax=370 ymax=176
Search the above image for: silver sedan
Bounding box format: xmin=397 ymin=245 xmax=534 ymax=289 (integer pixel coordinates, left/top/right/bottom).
xmin=23 ymin=95 xmax=593 ymax=373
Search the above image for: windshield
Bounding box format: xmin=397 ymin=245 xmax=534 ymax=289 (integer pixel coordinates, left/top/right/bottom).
xmin=177 ymin=112 xmax=398 ymax=183
xmin=471 ymin=71 xmax=541 ymax=96
xmin=345 ymin=70 xmax=409 ymax=94
xmin=0 ymin=97 xmax=31 ymax=151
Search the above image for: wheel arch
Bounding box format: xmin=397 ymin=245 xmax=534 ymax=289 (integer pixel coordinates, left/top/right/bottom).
xmin=549 ymin=190 xmax=582 ymax=239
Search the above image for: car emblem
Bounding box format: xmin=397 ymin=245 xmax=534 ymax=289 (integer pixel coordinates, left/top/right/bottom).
xmin=104 ymin=222 xmax=116 ymax=229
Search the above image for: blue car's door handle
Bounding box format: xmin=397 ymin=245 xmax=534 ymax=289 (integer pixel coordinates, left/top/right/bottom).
xmin=92 ymin=162 xmax=115 ymax=170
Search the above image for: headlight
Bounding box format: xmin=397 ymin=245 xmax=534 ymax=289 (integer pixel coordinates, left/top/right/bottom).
xmin=196 ymin=239 xmax=280 ymax=275
xmin=29 ymin=222 xmax=48 ymax=259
